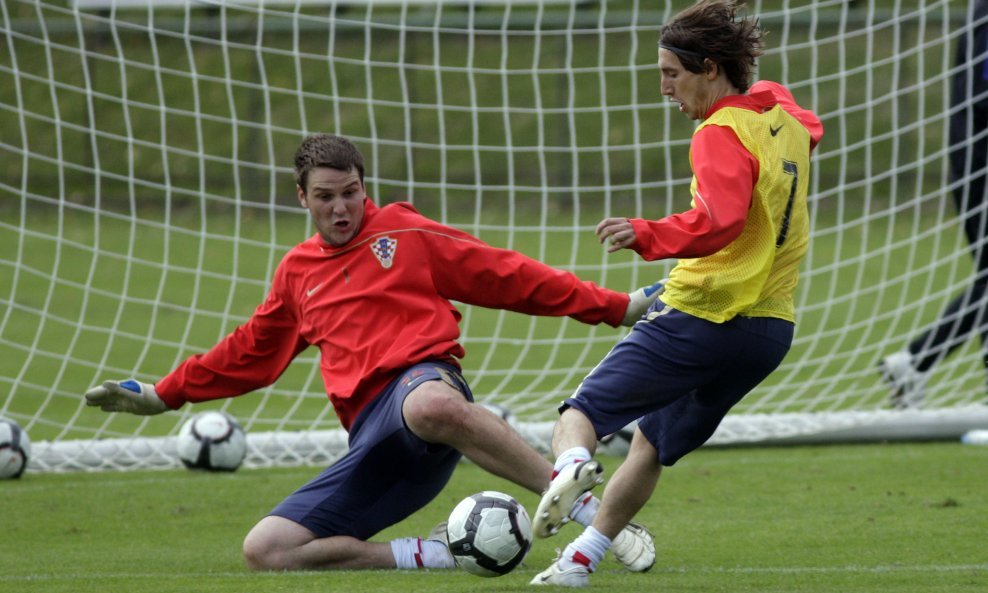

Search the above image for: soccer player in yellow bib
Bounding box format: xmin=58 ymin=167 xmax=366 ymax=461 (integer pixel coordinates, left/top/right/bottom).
xmin=530 ymin=1 xmax=824 ymax=586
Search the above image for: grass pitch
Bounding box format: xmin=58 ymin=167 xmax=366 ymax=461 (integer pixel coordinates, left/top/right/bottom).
xmin=2 ymin=442 xmax=986 ymax=593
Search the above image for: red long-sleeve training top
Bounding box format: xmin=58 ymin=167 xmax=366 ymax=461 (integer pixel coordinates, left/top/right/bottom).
xmin=156 ymin=199 xmax=629 ymax=430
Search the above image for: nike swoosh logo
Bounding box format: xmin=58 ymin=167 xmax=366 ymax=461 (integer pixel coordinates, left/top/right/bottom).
xmin=770 ymin=124 xmax=784 ymax=136
xmin=404 ymin=376 xmax=427 ymax=390
xmin=306 ymin=283 xmax=324 ymax=297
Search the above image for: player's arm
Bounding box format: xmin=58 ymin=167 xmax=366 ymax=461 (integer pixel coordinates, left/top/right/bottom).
xmin=620 ymin=125 xmax=756 ymax=261
xmin=153 ymin=294 xmax=308 ymax=409
xmin=85 ymin=263 xmax=307 ymax=414
xmin=424 ymin=223 xmax=660 ymax=327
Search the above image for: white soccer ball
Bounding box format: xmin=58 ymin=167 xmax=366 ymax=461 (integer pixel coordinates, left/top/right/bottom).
xmin=446 ymin=490 xmax=532 ymax=577
xmin=176 ymin=411 xmax=247 ymax=471
xmin=0 ymin=418 xmax=31 ymax=479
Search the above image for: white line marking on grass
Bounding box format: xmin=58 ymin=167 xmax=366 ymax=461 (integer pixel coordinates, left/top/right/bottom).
xmin=0 ymin=571 xmax=329 ymax=582
xmin=4 ymin=564 xmax=986 ymax=582
xmin=656 ymin=563 xmax=988 ymax=575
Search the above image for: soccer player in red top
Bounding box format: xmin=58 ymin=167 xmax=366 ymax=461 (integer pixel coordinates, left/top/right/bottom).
xmin=84 ymin=133 xmax=661 ymax=572
xmin=530 ymin=1 xmax=825 ymax=586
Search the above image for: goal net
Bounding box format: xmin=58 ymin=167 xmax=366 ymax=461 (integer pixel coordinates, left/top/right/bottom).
xmin=3 ymin=0 xmax=988 ymax=472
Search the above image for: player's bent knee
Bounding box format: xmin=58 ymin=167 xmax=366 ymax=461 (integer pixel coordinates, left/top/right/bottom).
xmin=403 ymin=383 xmax=469 ymax=444
xmin=242 ymin=516 xmax=313 ymax=571
xmin=243 ymin=529 xmax=288 ymax=571
xmin=243 ymin=532 xmax=278 ymax=571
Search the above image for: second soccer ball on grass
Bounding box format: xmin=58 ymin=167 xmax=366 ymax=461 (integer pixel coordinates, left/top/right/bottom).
xmin=176 ymin=411 xmax=247 ymax=471
xmin=0 ymin=418 xmax=31 ymax=479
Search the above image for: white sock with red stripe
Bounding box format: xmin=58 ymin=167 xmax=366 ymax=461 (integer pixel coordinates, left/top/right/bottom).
xmin=559 ymin=526 xmax=610 ymax=573
xmin=552 ymin=446 xmax=592 ymax=479
xmin=569 ymin=491 xmax=600 ymax=527
xmin=390 ymin=537 xmax=455 ymax=569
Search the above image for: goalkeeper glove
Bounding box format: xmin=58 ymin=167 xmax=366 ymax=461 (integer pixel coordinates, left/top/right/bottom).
xmin=84 ymin=379 xmax=169 ymax=415
xmin=622 ymin=280 xmax=665 ymax=326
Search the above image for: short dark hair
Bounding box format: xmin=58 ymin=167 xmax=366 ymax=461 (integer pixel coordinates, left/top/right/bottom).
xmin=293 ymin=133 xmax=365 ymax=193
xmin=660 ymin=0 xmax=764 ymax=93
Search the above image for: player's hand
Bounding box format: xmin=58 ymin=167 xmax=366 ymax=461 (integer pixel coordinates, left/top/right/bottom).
xmin=596 ymin=217 xmax=636 ymax=253
xmin=84 ymin=380 xmax=169 ymax=415
xmin=623 ymin=281 xmax=665 ymax=326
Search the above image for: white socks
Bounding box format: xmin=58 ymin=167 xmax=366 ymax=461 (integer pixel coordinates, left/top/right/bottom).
xmin=560 ymin=526 xmax=611 ymax=573
xmin=390 ymin=537 xmax=455 ymax=569
xmin=552 ymin=446 xmax=592 ymax=477
xmin=570 ymin=491 xmax=600 ymax=527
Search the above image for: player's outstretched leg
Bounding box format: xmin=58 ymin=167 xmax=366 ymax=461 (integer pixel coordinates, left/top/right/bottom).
xmin=532 ymin=459 xmax=604 ymax=538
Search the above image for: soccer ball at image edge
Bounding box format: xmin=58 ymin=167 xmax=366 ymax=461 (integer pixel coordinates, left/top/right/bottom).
xmin=175 ymin=411 xmax=247 ymax=471
xmin=0 ymin=418 xmax=31 ymax=479
xmin=446 ymin=490 xmax=533 ymax=577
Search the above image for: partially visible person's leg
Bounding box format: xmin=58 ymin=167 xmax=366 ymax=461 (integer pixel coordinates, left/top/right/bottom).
xmin=884 ymin=7 xmax=988 ymax=406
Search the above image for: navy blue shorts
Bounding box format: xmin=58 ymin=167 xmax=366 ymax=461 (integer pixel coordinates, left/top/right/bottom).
xmin=563 ymin=303 xmax=793 ymax=466
xmin=269 ymin=360 xmax=473 ymax=539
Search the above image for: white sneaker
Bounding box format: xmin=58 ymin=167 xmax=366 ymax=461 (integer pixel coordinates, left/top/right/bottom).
xmin=530 ymin=559 xmax=590 ymax=587
xmin=879 ymin=352 xmax=927 ymax=409
xmin=611 ymin=522 xmax=655 ymax=572
xmin=533 ymin=460 xmax=605 ymax=538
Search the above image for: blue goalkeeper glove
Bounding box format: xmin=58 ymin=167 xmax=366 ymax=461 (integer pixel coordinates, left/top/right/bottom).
xmin=622 ymin=280 xmax=665 ymax=326
xmin=84 ymin=379 xmax=169 ymax=415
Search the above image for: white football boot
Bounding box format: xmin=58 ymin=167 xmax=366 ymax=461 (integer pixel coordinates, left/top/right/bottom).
xmin=530 ymin=558 xmax=590 ymax=587
xmin=533 ymin=460 xmax=605 ymax=538
xmin=610 ymin=521 xmax=656 ymax=572
xmin=879 ymin=351 xmax=927 ymax=409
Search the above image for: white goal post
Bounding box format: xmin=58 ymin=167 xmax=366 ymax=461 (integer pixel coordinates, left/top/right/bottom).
xmin=3 ymin=0 xmax=988 ymax=472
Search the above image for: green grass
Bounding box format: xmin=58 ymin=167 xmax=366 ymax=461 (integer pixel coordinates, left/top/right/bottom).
xmin=2 ymin=443 xmax=986 ymax=593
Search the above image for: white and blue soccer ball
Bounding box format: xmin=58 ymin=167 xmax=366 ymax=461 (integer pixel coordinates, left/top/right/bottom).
xmin=0 ymin=418 xmax=31 ymax=479
xmin=446 ymin=490 xmax=532 ymax=577
xmin=176 ymin=411 xmax=247 ymax=471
